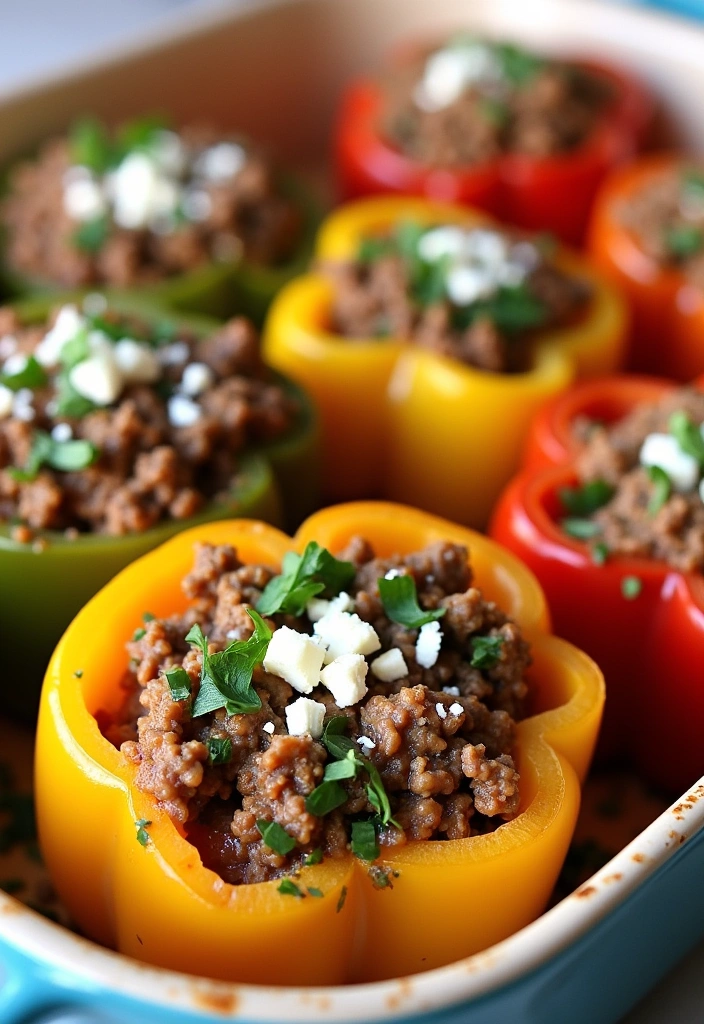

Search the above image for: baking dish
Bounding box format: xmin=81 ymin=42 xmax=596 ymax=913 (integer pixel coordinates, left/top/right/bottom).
xmin=1 ymin=0 xmax=704 ymax=1020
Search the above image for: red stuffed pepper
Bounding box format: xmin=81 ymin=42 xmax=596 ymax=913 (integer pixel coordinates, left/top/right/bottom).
xmin=491 ymin=374 xmax=704 ymax=794
xmin=335 ymin=36 xmax=652 ymax=244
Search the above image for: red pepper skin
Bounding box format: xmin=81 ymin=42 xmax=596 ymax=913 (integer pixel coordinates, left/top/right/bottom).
xmin=490 ymin=375 xmax=704 ymax=793
xmin=334 ymin=59 xmax=653 ymax=245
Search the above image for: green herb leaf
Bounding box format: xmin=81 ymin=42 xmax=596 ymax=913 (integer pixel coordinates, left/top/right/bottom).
xmin=591 ymin=542 xmax=609 ymax=566
xmin=469 ymin=635 xmax=504 ymax=670
xmin=257 ymin=819 xmax=297 ymax=856
xmin=135 ymin=819 xmax=151 ymax=847
xmin=358 ymin=235 xmax=393 ymax=263
xmin=495 ymin=42 xmax=545 ymax=86
xmin=364 ymin=760 xmax=395 ymax=825
xmin=561 ymin=517 xmax=603 ymax=540
xmin=453 ymin=283 xmax=548 ymax=334
xmin=73 ymin=215 xmax=110 ymax=254
xmin=277 ymin=879 xmax=304 ymax=898
xmin=318 ymin=717 xmax=396 ymax=825
xmin=307 ymin=887 xmax=323 ymax=898
xmin=621 ymin=576 xmax=642 ymax=600
xmin=165 ymin=666 xmax=191 ymax=702
xmin=206 ymin=737 xmax=232 ymax=766
xmin=324 ymin=749 xmax=359 ymax=781
xmin=647 ymin=464 xmax=672 ymax=516
xmin=0 ymin=355 xmax=47 ymax=392
xmin=117 ymin=115 xmax=167 ymax=154
xmin=256 ymin=542 xmax=355 ymax=617
xmin=305 ymin=848 xmax=323 ymax=866
xmin=351 ymin=820 xmax=379 ymax=862
xmin=69 ymin=117 xmax=114 ymax=173
xmin=377 ymin=574 xmax=445 ymax=629
xmin=142 ymin=611 xmax=155 ymax=623
xmin=132 ymin=628 xmax=146 ymax=642
xmin=336 ymin=885 xmax=348 ymax=912
xmin=54 ymin=373 xmax=97 ymax=419
xmin=305 ymin=779 xmax=348 ymax=816
xmin=187 ymin=610 xmax=270 ymax=718
xmin=73 ymin=669 xmax=83 ymax=679
xmin=9 ymin=431 xmax=98 ymax=481
xmin=666 ymin=224 xmax=704 ymax=259
xmin=321 ymin=716 xmax=356 ymax=759
xmin=559 ymin=479 xmax=614 ymax=516
xmin=669 ymin=410 xmax=704 ymax=465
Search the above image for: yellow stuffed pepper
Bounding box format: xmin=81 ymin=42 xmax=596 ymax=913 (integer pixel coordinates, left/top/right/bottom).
xmin=264 ymin=197 xmax=627 ymax=527
xmin=36 ymin=502 xmax=603 ymax=985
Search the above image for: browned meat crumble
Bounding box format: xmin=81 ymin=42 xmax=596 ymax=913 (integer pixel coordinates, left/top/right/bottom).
xmin=2 ymin=121 xmax=301 ymax=288
xmin=565 ymin=385 xmax=704 ymax=573
xmin=381 ymin=39 xmax=612 ymax=168
xmin=0 ymin=303 xmax=296 ymax=535
xmin=101 ymin=537 xmax=531 ymax=885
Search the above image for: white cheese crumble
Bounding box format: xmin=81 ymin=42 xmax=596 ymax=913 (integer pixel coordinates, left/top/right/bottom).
xmin=157 ymin=342 xmax=190 ymax=367
xmin=69 ymin=352 xmax=122 ymax=406
xmin=306 ymin=597 xmax=331 ymax=623
xmin=263 ymin=625 xmax=326 ymax=694
xmin=51 ymin=423 xmax=73 ymax=443
xmin=639 ymin=432 xmax=699 ymax=493
xmin=113 ymin=339 xmax=160 ymax=384
xmin=371 ymin=647 xmax=408 ymax=683
xmin=63 ymin=177 xmax=107 ymax=222
xmin=82 ymin=293 xmax=108 ymax=316
xmin=314 ymin=609 xmax=381 ymax=663
xmin=445 ymin=264 xmax=495 ymax=305
xmin=108 ymin=152 xmax=180 ymax=230
xmin=384 ymin=567 xmax=404 ymax=580
xmin=12 ymin=388 xmax=35 ymax=422
xmin=181 ymin=362 xmax=215 ymax=397
xmin=0 ymin=336 xmax=17 ymax=359
xmin=435 ymin=702 xmax=448 ymax=720
xmin=449 ymin=702 xmax=464 ymax=716
xmin=285 ymin=697 xmax=326 ymax=738
xmin=416 ymin=620 xmax=443 ymax=669
xmin=262 ymin=721 xmax=275 ymax=735
xmin=442 ymin=686 xmax=460 ymax=696
xmin=357 ymin=735 xmax=376 ymax=751
xmin=35 ymin=305 xmax=86 ymax=367
xmin=2 ymin=353 xmax=28 ymax=377
xmin=182 ymin=188 xmax=212 ymax=223
xmin=414 ymin=43 xmax=502 ymax=112
xmin=320 ymin=653 xmax=368 ymax=707
xmin=150 ymin=130 xmax=187 ymax=177
xmin=194 ymin=142 xmax=246 ymax=182
xmin=167 ymin=394 xmax=202 ymax=428
xmin=0 ymin=385 xmax=13 ymax=419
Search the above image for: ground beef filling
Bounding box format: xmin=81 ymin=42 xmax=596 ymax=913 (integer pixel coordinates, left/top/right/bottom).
xmin=565 ymin=386 xmax=704 ymax=573
xmin=2 ymin=124 xmax=302 ymax=288
xmin=381 ymin=40 xmax=612 ymax=168
xmin=325 ymin=225 xmax=590 ymax=372
xmin=618 ymin=165 xmax=704 ymax=289
xmin=102 ymin=537 xmax=531 ymax=885
xmin=0 ymin=305 xmax=297 ymax=535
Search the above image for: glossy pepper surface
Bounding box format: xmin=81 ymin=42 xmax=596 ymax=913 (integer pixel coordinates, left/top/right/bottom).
xmin=263 ymin=196 xmax=628 ymax=528
xmin=334 ymin=55 xmax=652 ymax=245
xmin=36 ymin=501 xmax=604 ymax=986
xmin=491 ymin=374 xmax=704 ymax=793
xmin=588 ymin=153 xmax=704 ymax=380
xmin=0 ymin=294 xmax=318 ymax=719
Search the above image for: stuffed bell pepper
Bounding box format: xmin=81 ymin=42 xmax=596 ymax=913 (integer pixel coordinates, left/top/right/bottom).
xmin=335 ymin=35 xmax=652 ymax=244
xmin=0 ymin=293 xmax=317 ymax=717
xmin=0 ymin=116 xmax=319 ymax=322
xmin=36 ymin=501 xmax=604 ymax=985
xmin=588 ymin=153 xmax=704 ymax=380
xmin=492 ymin=373 xmax=704 ymax=793
xmin=263 ymin=195 xmax=628 ymax=527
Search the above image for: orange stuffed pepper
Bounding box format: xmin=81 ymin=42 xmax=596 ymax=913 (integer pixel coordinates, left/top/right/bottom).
xmin=36 ymin=502 xmax=603 ymax=985
xmin=588 ymin=153 xmax=704 ymax=380
xmin=264 ymin=196 xmax=628 ymax=528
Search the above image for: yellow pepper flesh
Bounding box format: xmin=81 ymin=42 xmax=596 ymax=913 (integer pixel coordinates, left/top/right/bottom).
xmin=263 ymin=197 xmax=628 ymax=527
xmin=36 ymin=502 xmax=603 ymax=985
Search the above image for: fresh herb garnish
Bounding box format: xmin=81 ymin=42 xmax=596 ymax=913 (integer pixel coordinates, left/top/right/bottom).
xmin=621 ymin=576 xmax=642 ymax=600
xmin=669 ymin=411 xmax=704 ymax=465
xmin=206 ymin=737 xmax=232 ymax=766
xmin=305 ymin=779 xmax=348 ymax=816
xmin=305 ymin=848 xmax=323 ymax=866
xmin=9 ymin=431 xmax=98 ymax=482
xmin=0 ymin=355 xmax=47 ymax=392
xmin=73 ymin=669 xmax=83 ymax=678
xmin=591 ymin=542 xmax=609 ymax=566
xmin=666 ymin=224 xmax=704 ymax=259
xmin=257 ymin=819 xmax=297 ymax=856
xmin=495 ymin=42 xmax=545 ymax=86
xmin=351 ymin=820 xmax=380 ymax=862
xmin=377 ymin=574 xmax=446 ymax=629
xmin=324 ymin=749 xmax=359 ymax=781
xmin=559 ymin=479 xmax=614 ymax=516
xmin=132 ymin=627 xmax=146 ymax=642
xmin=277 ymin=879 xmax=304 ymax=898
xmin=69 ymin=117 xmax=114 ymax=173
xmin=561 ymin=517 xmax=603 ymax=540
xmin=647 ymin=464 xmax=671 ymax=516
xmin=73 ymin=215 xmax=110 ymax=254
xmin=469 ymin=635 xmax=504 ymax=670
xmin=135 ymin=819 xmax=151 ymax=847
xmin=307 ymin=887 xmax=323 ymax=898
xmin=358 ymin=235 xmax=393 ymax=263
xmin=256 ymin=542 xmax=355 ymax=617
xmin=164 ymin=666 xmax=191 ymax=702
xmin=117 ymin=114 xmax=166 ymax=154
xmin=453 ymin=283 xmax=548 ymax=334
xmin=186 ymin=610 xmax=271 ymax=718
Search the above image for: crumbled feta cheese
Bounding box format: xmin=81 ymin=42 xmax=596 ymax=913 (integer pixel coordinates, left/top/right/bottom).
xmin=384 ymin=567 xmax=404 ymax=580
xmin=62 ymin=165 xmax=92 ymax=187
xmin=2 ymin=353 xmax=28 ymax=377
xmin=194 ymin=142 xmax=246 ymax=182
xmin=465 ymin=228 xmax=509 ymax=266
xmin=639 ymin=432 xmax=699 ymax=492
xmin=0 ymin=336 xmax=17 ymax=360
xmin=69 ymin=353 xmax=122 ymax=406
xmin=414 ymin=43 xmax=501 ymax=112
xmin=357 ymin=735 xmax=376 ymax=751
xmin=156 ymin=342 xmax=190 ymax=367
xmin=181 ymin=362 xmax=215 ymax=397
xmin=320 ymin=654 xmax=368 ymax=707
xmin=167 ymin=394 xmax=202 ymax=428
xmin=496 ymin=261 xmax=527 ymax=288
xmin=51 ymin=423 xmax=73 ymax=443
xmin=113 ymin=339 xmax=160 ymax=384
xmin=314 ymin=609 xmax=381 ymax=663
xmin=510 ymin=241 xmax=541 ymax=272
xmin=306 ymin=597 xmax=330 ymax=623
xmin=86 ymin=330 xmax=114 ymax=357
xmin=182 ymin=188 xmax=212 ymax=223
xmin=445 ymin=264 xmax=495 ymax=305
xmin=13 ymin=388 xmax=35 ymax=422
xmin=108 ymin=153 xmax=180 ymax=230
xmin=285 ymin=697 xmax=326 ymax=738
xmin=82 ymin=292 xmax=108 ymax=317
xmin=449 ymin=702 xmax=464 ymax=716
xmin=416 ymin=621 xmax=443 ymax=669
xmin=329 ymin=591 xmax=355 ymax=614
xmin=149 ymin=130 xmax=187 ymax=177
xmin=0 ymin=385 xmax=13 ymax=419
xmin=63 ymin=177 xmax=107 ymax=222
xmin=442 ymin=686 xmax=460 ymax=696
xmin=262 ymin=721 xmax=275 ymax=735
xmin=35 ymin=305 xmax=86 ymax=367
xmin=263 ymin=625 xmax=326 ymax=694
xmin=435 ymin=702 xmax=448 ymax=720
xmin=417 ymin=226 xmax=468 ymax=263
xmin=371 ymin=647 xmax=408 ymax=683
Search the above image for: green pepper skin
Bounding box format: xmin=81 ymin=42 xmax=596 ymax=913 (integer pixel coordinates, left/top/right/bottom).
xmin=0 ymin=295 xmax=319 ymax=718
